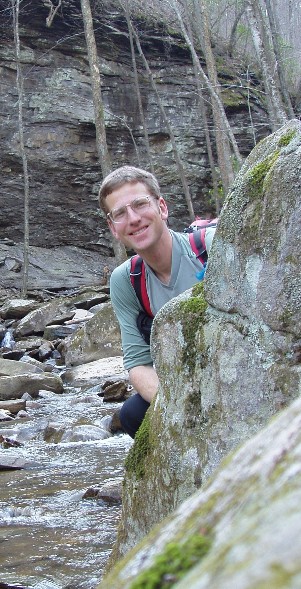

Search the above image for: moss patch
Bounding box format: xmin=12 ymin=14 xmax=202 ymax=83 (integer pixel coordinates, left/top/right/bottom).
xmin=129 ymin=533 xmax=211 ymax=589
xmin=124 ymin=410 xmax=152 ymax=479
xmin=278 ymin=129 xmax=297 ymax=147
xmin=247 ymin=150 xmax=280 ymax=199
xmin=177 ymin=282 xmax=208 ymax=374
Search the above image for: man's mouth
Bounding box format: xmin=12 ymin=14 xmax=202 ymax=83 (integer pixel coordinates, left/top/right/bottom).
xmin=130 ymin=226 xmax=148 ymax=237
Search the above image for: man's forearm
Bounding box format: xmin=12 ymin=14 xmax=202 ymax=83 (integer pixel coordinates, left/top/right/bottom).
xmin=129 ymin=365 xmax=159 ymax=403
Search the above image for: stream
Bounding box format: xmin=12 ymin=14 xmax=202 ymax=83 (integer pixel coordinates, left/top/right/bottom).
xmin=0 ymin=359 xmax=132 ymax=589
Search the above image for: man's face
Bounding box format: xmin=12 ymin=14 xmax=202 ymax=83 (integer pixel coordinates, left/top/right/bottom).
xmin=106 ymin=182 xmax=168 ymax=252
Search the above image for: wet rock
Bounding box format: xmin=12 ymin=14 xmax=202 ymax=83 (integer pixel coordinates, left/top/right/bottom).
xmin=38 ymin=341 xmax=54 ymax=361
xmin=63 ymin=356 xmax=126 ymax=387
xmin=61 ymin=302 xmax=122 ymax=367
xmin=14 ymin=299 xmax=72 ymax=337
xmin=43 ymin=323 xmax=80 ymax=340
xmin=100 ymin=380 xmax=132 ymax=403
xmin=83 ymin=479 xmax=122 ymax=505
xmin=0 ymin=455 xmax=29 ymax=470
xmin=60 ymin=424 xmax=111 ymax=443
xmin=0 ymin=435 xmax=24 ymax=448
xmin=0 ymin=373 xmax=64 ymax=401
xmin=0 ymin=409 xmax=13 ymax=421
xmin=0 ymin=357 xmax=43 ymax=377
xmin=0 ymin=298 xmax=40 ymax=319
xmin=43 ymin=422 xmax=65 ymax=443
xmin=0 ymin=399 xmax=26 ymax=414
xmin=97 ymin=480 xmax=123 ymax=505
xmin=108 ymin=410 xmax=124 ymax=434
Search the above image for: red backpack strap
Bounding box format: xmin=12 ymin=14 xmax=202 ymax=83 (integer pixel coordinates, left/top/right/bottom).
xmin=189 ymin=229 xmax=207 ymax=264
xmin=130 ymin=255 xmax=154 ymax=318
xmin=189 ymin=220 xmax=218 ymax=265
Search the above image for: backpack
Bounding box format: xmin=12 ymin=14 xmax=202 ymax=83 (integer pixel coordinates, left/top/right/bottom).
xmin=130 ymin=220 xmax=218 ymax=344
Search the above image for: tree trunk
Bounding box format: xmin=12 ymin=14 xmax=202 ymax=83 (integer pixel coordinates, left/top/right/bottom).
xmin=130 ymin=21 xmax=195 ymax=221
xmin=170 ymin=0 xmax=243 ymax=179
xmin=246 ymin=0 xmax=288 ymax=130
xmin=196 ymin=0 xmax=235 ymax=196
xmin=80 ymin=0 xmax=127 ymax=264
xmin=12 ymin=0 xmax=30 ymax=297
xmin=122 ymin=0 xmax=155 ymax=174
xmin=263 ymin=0 xmax=295 ymax=118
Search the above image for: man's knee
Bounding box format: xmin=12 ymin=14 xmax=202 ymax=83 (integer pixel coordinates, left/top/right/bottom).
xmin=119 ymin=393 xmax=150 ymax=439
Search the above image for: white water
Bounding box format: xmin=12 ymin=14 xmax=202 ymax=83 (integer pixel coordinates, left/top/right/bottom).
xmin=0 ymin=379 xmax=132 ymax=588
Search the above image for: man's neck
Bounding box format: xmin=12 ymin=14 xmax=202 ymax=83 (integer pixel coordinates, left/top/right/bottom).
xmin=137 ymin=227 xmax=173 ymax=285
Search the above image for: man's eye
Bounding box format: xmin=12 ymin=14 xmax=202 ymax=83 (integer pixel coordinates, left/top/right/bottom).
xmin=114 ymin=208 xmax=126 ymax=219
xmin=134 ymin=197 xmax=149 ymax=209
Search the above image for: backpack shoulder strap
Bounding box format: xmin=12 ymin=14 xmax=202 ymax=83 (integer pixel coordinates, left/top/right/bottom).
xmin=188 ymin=221 xmax=217 ymax=265
xmin=130 ymin=255 xmax=154 ymax=318
xmin=189 ymin=229 xmax=208 ymax=265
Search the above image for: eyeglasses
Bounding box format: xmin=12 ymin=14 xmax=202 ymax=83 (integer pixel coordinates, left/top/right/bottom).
xmin=107 ymin=195 xmax=152 ymax=223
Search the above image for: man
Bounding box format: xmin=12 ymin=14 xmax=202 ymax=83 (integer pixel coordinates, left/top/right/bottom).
xmin=98 ymin=166 xmax=215 ymax=438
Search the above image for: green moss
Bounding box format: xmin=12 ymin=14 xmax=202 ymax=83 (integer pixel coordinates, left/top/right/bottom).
xmin=129 ymin=534 xmax=211 ymax=589
xmin=177 ymin=282 xmax=208 ymax=374
xmin=247 ymin=150 xmax=280 ymax=198
xmin=278 ymin=130 xmax=297 ymax=147
xmin=124 ymin=410 xmax=152 ymax=479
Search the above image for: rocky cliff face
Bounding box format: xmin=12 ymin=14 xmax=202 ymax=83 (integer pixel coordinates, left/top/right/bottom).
xmin=107 ymin=119 xmax=301 ymax=564
xmin=0 ymin=0 xmax=269 ymax=255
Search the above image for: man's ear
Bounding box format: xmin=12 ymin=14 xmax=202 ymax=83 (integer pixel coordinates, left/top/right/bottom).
xmin=158 ymin=197 xmax=169 ymax=221
xmin=107 ymin=219 xmax=119 ymax=239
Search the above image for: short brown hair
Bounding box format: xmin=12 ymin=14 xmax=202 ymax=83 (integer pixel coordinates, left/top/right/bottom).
xmin=98 ymin=166 xmax=161 ymax=213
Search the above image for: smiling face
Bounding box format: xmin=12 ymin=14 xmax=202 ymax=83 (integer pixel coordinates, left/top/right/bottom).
xmin=106 ymin=181 xmax=169 ymax=253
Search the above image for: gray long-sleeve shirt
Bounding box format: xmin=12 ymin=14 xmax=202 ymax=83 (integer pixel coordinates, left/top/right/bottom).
xmin=110 ymin=229 xmax=215 ymax=371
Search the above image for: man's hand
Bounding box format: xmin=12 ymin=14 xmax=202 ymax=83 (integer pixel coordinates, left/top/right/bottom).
xmin=129 ymin=365 xmax=159 ymax=403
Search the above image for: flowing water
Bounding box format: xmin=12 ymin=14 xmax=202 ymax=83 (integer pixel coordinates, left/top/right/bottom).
xmin=0 ymin=366 xmax=133 ymax=589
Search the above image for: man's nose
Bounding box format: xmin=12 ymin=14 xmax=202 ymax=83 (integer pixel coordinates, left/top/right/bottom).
xmin=127 ymin=206 xmax=141 ymax=221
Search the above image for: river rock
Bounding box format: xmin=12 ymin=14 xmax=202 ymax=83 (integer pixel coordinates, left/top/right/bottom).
xmin=0 ymin=298 xmax=40 ymax=319
xmin=14 ymin=299 xmax=72 ymax=337
xmin=60 ymin=424 xmax=111 ymax=443
xmin=63 ymin=356 xmax=126 ymax=387
xmin=0 ymin=400 xmax=26 ymax=414
xmin=43 ymin=323 xmax=80 ymax=340
xmin=0 ymin=455 xmax=31 ymax=470
xmin=61 ymin=302 xmax=122 ymax=367
xmin=0 ymin=358 xmax=43 ymax=376
xmin=0 ymin=373 xmax=64 ymax=401
xmin=100 ymin=380 xmax=132 ymax=403
xmin=97 ymin=395 xmax=301 ymax=589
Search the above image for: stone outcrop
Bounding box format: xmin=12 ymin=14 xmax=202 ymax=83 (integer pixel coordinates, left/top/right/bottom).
xmin=98 ymin=394 xmax=301 ymax=589
xmin=60 ymin=301 xmax=122 ymax=366
xmin=0 ymin=0 xmax=269 ymax=257
xmin=108 ymin=120 xmax=301 ymax=564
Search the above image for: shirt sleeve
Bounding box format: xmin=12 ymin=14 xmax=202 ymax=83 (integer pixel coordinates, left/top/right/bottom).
xmin=205 ymin=226 xmax=216 ymax=253
xmin=110 ymin=262 xmax=153 ymax=371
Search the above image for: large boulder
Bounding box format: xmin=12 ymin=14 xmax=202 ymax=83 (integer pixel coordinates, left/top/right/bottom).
xmin=61 ymin=302 xmax=122 ymax=367
xmin=97 ymin=395 xmax=301 ymax=589
xmin=0 ymin=357 xmax=63 ymax=400
xmin=109 ymin=120 xmax=301 ymax=562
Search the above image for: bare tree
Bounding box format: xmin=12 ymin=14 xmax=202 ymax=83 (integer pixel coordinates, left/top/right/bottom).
xmin=169 ymin=0 xmax=243 ymax=170
xmin=192 ymin=0 xmax=235 ymax=197
xmin=263 ymin=0 xmax=295 ymax=118
xmin=122 ymin=0 xmax=155 ymax=174
xmin=80 ymin=0 xmax=127 ymax=263
xmin=12 ymin=0 xmax=30 ymax=297
xmin=246 ymin=0 xmax=288 ymax=130
xmin=130 ymin=19 xmax=196 ymax=221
